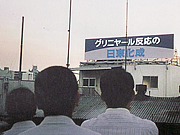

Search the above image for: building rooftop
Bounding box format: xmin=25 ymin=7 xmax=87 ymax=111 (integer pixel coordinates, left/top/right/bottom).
xmin=78 ymin=58 xmax=180 ymax=67
xmin=72 ymin=95 xmax=180 ymax=123
xmin=73 ymin=96 xmax=106 ymax=119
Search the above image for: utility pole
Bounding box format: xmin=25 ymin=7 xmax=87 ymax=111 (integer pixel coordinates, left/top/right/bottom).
xmin=19 ymin=16 xmax=24 ymax=84
xmin=66 ymin=0 xmax=72 ymax=68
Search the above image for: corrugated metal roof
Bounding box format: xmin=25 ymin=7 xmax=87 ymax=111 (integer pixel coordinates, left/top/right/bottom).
xmin=72 ymin=95 xmax=180 ymax=123
xmin=131 ymin=96 xmax=180 ymax=123
xmin=73 ymin=96 xmax=106 ymax=119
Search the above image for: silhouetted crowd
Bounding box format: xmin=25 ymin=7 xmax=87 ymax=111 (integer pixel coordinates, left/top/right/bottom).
xmin=2 ymin=66 xmax=158 ymax=135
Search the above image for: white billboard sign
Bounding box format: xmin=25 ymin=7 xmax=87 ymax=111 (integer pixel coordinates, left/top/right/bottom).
xmin=85 ymin=34 xmax=174 ymax=60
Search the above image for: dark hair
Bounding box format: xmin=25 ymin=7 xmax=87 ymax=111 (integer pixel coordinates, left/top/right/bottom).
xmin=100 ymin=67 xmax=134 ymax=108
xmin=6 ymin=87 xmax=36 ymax=122
xmin=35 ymin=66 xmax=78 ymax=116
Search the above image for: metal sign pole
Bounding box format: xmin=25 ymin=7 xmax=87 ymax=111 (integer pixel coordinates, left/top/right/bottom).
xmin=125 ymin=0 xmax=128 ymax=71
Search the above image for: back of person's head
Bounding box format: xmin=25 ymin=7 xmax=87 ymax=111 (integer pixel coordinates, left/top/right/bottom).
xmin=35 ymin=66 xmax=78 ymax=117
xmin=100 ymin=67 xmax=134 ymax=108
xmin=6 ymin=87 xmax=36 ymax=122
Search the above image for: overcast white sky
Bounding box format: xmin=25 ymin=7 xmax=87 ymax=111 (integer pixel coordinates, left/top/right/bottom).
xmin=1 ymin=0 xmax=180 ymax=71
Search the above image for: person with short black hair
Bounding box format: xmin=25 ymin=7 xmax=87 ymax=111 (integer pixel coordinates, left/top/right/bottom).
xmin=3 ymin=87 xmax=36 ymax=135
xmin=20 ymin=66 xmax=101 ymax=135
xmin=81 ymin=67 xmax=158 ymax=135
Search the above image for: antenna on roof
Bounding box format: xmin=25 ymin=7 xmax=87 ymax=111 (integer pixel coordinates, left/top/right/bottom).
xmin=66 ymin=0 xmax=72 ymax=68
xmin=125 ymin=0 xmax=128 ymax=71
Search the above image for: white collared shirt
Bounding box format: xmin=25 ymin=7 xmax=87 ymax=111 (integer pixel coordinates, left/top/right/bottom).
xmin=81 ymin=108 xmax=158 ymax=135
xmin=3 ymin=120 xmax=36 ymax=135
xmin=20 ymin=115 xmax=101 ymax=135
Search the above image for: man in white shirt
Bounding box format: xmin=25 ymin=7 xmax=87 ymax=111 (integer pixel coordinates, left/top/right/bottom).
xmin=3 ymin=87 xmax=36 ymax=135
xmin=81 ymin=67 xmax=158 ymax=135
xmin=20 ymin=66 xmax=101 ymax=135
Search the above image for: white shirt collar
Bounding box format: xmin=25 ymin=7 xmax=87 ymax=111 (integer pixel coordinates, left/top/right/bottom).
xmin=41 ymin=115 xmax=75 ymax=125
xmin=12 ymin=120 xmax=36 ymax=128
xmin=106 ymin=108 xmax=130 ymax=114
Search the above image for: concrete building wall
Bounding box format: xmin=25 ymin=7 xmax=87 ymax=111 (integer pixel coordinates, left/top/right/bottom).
xmin=125 ymin=64 xmax=180 ymax=97
xmin=0 ymin=79 xmax=5 ymax=114
xmin=167 ymin=65 xmax=180 ymax=96
xmin=126 ymin=65 xmax=167 ymax=97
xmin=0 ymin=79 xmax=34 ymax=115
xmin=79 ymin=70 xmax=106 ymax=95
xmin=78 ymin=64 xmax=180 ymax=97
xmin=7 ymin=80 xmax=35 ymax=93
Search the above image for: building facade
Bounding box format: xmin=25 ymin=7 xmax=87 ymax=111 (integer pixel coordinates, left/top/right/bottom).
xmin=72 ymin=60 xmax=180 ymax=97
xmin=0 ymin=66 xmax=38 ymax=114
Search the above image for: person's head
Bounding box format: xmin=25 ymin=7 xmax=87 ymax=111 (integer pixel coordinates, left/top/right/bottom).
xmin=35 ymin=66 xmax=79 ymax=118
xmin=6 ymin=87 xmax=36 ymax=123
xmin=100 ymin=67 xmax=135 ymax=109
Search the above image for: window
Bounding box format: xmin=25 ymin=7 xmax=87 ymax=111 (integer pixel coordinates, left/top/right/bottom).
xmin=90 ymin=79 xmax=95 ymax=86
xmin=83 ymin=78 xmax=96 ymax=87
xmin=143 ymin=76 xmax=158 ymax=88
xmin=83 ymin=79 xmax=88 ymax=86
xmin=14 ymin=71 xmax=20 ymax=80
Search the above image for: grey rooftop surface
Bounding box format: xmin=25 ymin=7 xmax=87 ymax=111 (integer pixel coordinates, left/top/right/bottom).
xmin=72 ymin=95 xmax=180 ymax=124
